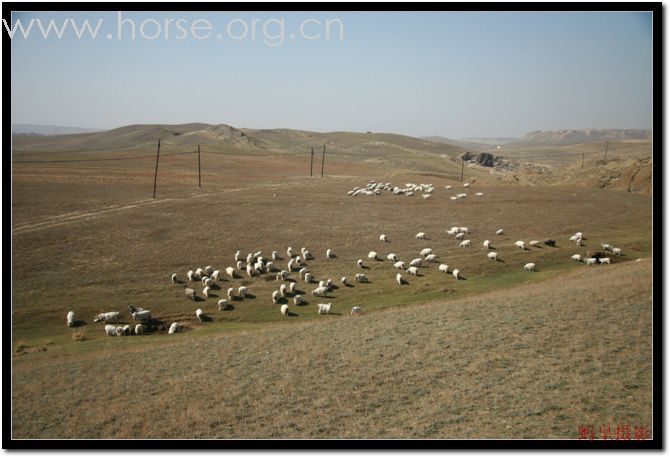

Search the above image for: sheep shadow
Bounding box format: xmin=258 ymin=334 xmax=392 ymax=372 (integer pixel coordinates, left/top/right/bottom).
xmin=293 ymin=289 xmax=306 ymax=295
xmin=190 ymin=296 xmax=205 ymax=302
xmin=360 ymin=265 xmax=370 ymax=270
xmin=205 ymin=293 xmax=219 ymax=299
xmin=244 ymin=294 xmax=257 ymax=300
xmin=277 ymin=297 xmax=289 ymax=304
xmin=325 ymin=312 xmax=343 ymax=316
xmin=344 ymin=283 xmax=355 ymax=288
xmin=287 ymin=311 xmax=299 ymax=317
xmin=219 ymin=304 xmax=235 ymax=311
xmin=495 ymin=258 xmax=506 ymax=263
xmin=198 ymin=315 xmax=214 ymax=323
xmin=330 ymin=285 xmax=340 ymax=291
xmin=71 ymin=320 xmax=87 ymax=328
xmin=294 ymin=300 xmax=309 ymax=306
xmin=456 ymin=276 xmax=468 ymax=281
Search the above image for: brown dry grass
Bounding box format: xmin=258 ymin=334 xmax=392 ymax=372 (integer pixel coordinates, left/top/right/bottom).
xmin=12 ymin=259 xmax=652 ymax=439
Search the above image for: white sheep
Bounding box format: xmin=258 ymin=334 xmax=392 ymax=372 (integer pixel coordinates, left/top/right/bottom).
xmin=379 ymin=234 xmax=387 ymax=242
xmin=396 ymin=273 xmax=404 ymax=285
xmin=452 ymin=269 xmax=460 ymax=280
xmin=569 ymin=234 xmax=581 ymax=242
xmin=272 ymin=251 xmax=279 ymax=261
xmin=278 ymin=270 xmax=289 ymax=280
xmin=354 ymin=273 xmax=368 ymax=283
xmin=205 ymin=266 xmax=214 ymax=276
xmin=436 ymin=264 xmax=448 ymax=273
xmin=294 ymin=295 xmax=305 ymax=305
xmin=416 ymin=232 xmax=426 ymax=240
xmin=287 ymin=246 xmax=293 ymax=258
xmin=203 ymin=286 xmax=211 ymax=298
xmin=482 ymin=240 xmax=490 ymax=249
xmin=196 ymin=308 xmax=205 ymax=322
xmin=455 ymin=232 xmax=466 ymax=240
xmin=317 ymin=303 xmax=332 ymax=315
xmin=217 ymin=299 xmax=230 ymax=311
xmin=67 ymin=311 xmax=75 ymax=327
xmin=134 ymin=324 xmax=145 ymax=335
xmin=168 ymin=322 xmax=181 ymax=334
xmin=115 ymin=326 xmax=125 ymax=336
xmin=280 ymin=304 xmax=289 ymax=317
xmin=368 ymin=251 xmax=379 ymax=261
xmin=585 ymin=258 xmax=597 ymax=266
xmin=406 ymin=266 xmax=418 ymax=276
xmin=529 ymin=240 xmax=540 ymax=247
xmin=93 ymin=311 xmax=120 ymax=323
xmin=341 ymin=276 xmax=347 ymax=285
xmin=235 ymin=250 xmax=242 ymax=262
xmin=459 ymin=240 xmax=472 ymax=248
xmin=410 ymin=258 xmax=422 ymax=267
xmin=204 ymin=278 xmax=215 ymax=288
xmin=612 ymin=247 xmax=623 ymax=256
xmin=422 ymin=194 xmax=431 ymax=199
xmin=195 ymin=268 xmax=205 ymax=278
xmin=253 ymin=250 xmax=262 ymax=259
xmin=211 ymin=270 xmax=220 ymax=281
xmin=299 ymin=267 xmax=309 ymax=279
xmin=265 ymin=261 xmax=274 ymax=272
xmin=312 ymin=286 xmax=328 ymax=297
xmin=236 ymin=260 xmax=243 ymax=270
xmin=104 ymin=325 xmax=117 ymax=336
xmin=601 ymin=243 xmax=612 ymax=251
xmin=357 ymin=259 xmax=364 ymax=269
xmin=184 ymin=286 xmax=196 ymax=301
xmin=238 ymin=286 xmax=249 ymax=299
xmin=459 ymin=227 xmax=469 ymax=234
xmin=496 ymin=229 xmax=504 ymax=235
xmin=129 ymin=307 xmax=151 ymax=323
xmin=288 ymin=282 xmax=296 ymax=293
xmin=425 ymin=254 xmax=438 ymax=262
xmin=488 ymin=252 xmax=498 ymax=261
xmin=574 ymin=232 xmax=584 ymax=239
xmin=445 ymin=185 xmax=452 ymax=190
xmin=326 ymin=249 xmax=333 ymax=258
xmin=523 ymin=263 xmax=536 ymax=272
xmin=201 ymin=275 xmax=210 ymax=286
xmin=187 ymin=270 xmax=195 ymax=282
xmin=272 ymin=290 xmax=280 ymax=304
xmin=463 ymin=183 xmax=470 ymax=188
xmin=420 ymin=248 xmax=432 ymax=256
xmin=475 ymin=192 xmax=483 ymax=197
xmin=514 ymin=241 xmax=525 ymax=250
xmin=304 ymin=273 xmax=313 ymax=283
xmin=326 ymin=279 xmax=333 ymax=290
xmin=387 ymin=253 xmax=397 ymax=262
xmin=279 ymin=284 xmax=288 ymax=297
xmin=171 ymin=273 xmax=178 ymax=284
xmin=351 ymin=306 xmax=362 ymax=316
xmin=227 ymin=287 xmax=235 ymax=300
xmin=287 ymin=258 xmax=295 ymax=271
xmin=599 ymin=257 xmax=611 ymax=264
xmin=571 ymin=254 xmax=582 ymax=262
xmin=246 ymin=264 xmax=254 ymax=278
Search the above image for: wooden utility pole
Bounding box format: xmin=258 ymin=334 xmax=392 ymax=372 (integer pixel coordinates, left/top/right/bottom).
xmin=310 ymin=147 xmax=314 ymax=177
xmin=603 ymin=141 xmax=609 ymax=163
xmin=321 ymin=144 xmax=326 ymax=178
xmin=197 ymin=144 xmax=201 ymax=188
xmin=461 ymin=156 xmax=464 ymax=182
xmin=582 ymin=152 xmax=585 ymax=169
xmin=152 ymin=139 xmax=161 ymax=198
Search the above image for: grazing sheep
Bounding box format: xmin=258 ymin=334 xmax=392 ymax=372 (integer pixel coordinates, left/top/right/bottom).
xmin=523 ymin=263 xmax=536 ymax=272
xmin=425 ymin=254 xmax=438 ymax=262
xmin=171 ymin=273 xmax=178 ymax=284
xmin=288 ymin=282 xmax=296 ymax=294
xmin=272 ymin=290 xmax=280 ymax=304
xmin=396 ymin=273 xmax=404 ymax=285
xmin=406 ymin=266 xmax=419 ymax=276
xmin=326 ymin=279 xmax=333 ymax=291
xmin=612 ymin=247 xmax=623 ymax=256
xmin=354 ymin=273 xmax=368 ymax=283
xmin=217 ymin=299 xmax=230 ymax=311
xmin=253 ymin=250 xmax=262 ymax=259
xmin=514 ymin=241 xmax=525 ymax=250
xmin=201 ymin=275 xmax=210 ymax=286
xmin=575 ymin=232 xmax=584 ymax=239
xmin=203 ymin=286 xmax=211 ymax=298
xmin=317 ymin=280 xmax=326 ymax=289
xmin=294 ymin=295 xmax=305 ymax=305
xmin=128 ymin=306 xmax=151 ymax=323
xmin=265 ymin=262 xmax=274 ymax=272
xmin=368 ymin=251 xmax=380 ymax=261
xmin=93 ymin=311 xmax=120 ymax=323
xmin=287 ymin=258 xmax=295 ymax=271
xmin=341 ymin=276 xmax=347 ymax=285
xmin=168 ymin=322 xmax=181 ymax=334
xmin=287 ymin=247 xmax=293 ymax=258
xmin=571 ymin=254 xmax=582 ymax=262
xmin=463 ymin=183 xmax=470 ymax=188
xmin=452 ymin=269 xmax=460 ymax=280
xmin=312 ymin=286 xmax=328 ymax=297
xmin=196 ymin=308 xmax=205 ymax=322
xmin=351 ymin=306 xmax=362 ymax=316
xmin=379 ymin=234 xmax=387 ymax=242
xmin=184 ymin=286 xmax=196 ymax=301
xmin=134 ymin=324 xmax=145 ymax=335
xmin=529 ymin=240 xmax=539 ymax=247
xmin=326 ymin=249 xmax=334 ymax=258
xmin=410 ymin=258 xmax=422 ymax=268
xmin=438 ymin=264 xmax=449 ymax=273
xmin=238 ymin=286 xmax=249 ymax=299
xmin=601 ymin=243 xmax=613 ymax=252
xmin=455 ymin=232 xmax=466 ymax=240
xmin=211 ymin=270 xmax=220 ymax=281
xmin=235 ymin=250 xmax=242 ymax=262
xmin=304 ymin=273 xmax=313 ymax=284
xmin=67 ymin=311 xmax=75 ymax=327
xmin=496 ymin=229 xmax=504 ymax=235
xmin=487 ymin=252 xmax=498 ymax=261
xmin=205 ymin=266 xmax=214 ymax=276
xmin=317 ymin=303 xmax=332 ymax=315
xmin=187 ymin=270 xmax=194 ymax=282
xmin=387 ymin=253 xmax=397 ymax=262
xmin=585 ymin=258 xmax=598 ymax=265
xmin=459 ymin=227 xmax=469 ymax=234
xmin=246 ymin=264 xmax=254 ymax=278
xmin=299 ymin=267 xmax=309 ymax=279
xmin=115 ymin=326 xmax=125 ymax=336
xmin=236 ymin=260 xmax=243 ymax=270
xmin=227 ymin=287 xmax=235 ymax=300
xmin=483 ymin=240 xmax=490 ymax=249
xmin=278 ymin=270 xmax=289 ymax=281
xmin=303 ymin=250 xmax=314 ymax=261
xmin=459 ymin=240 xmax=472 ymax=248
xmin=357 ymin=259 xmax=364 ymax=269
xmin=544 ymin=239 xmax=556 ymax=247
xmin=104 ymin=325 xmax=117 ymax=336
xmin=280 ymin=304 xmax=289 ymax=317
xmin=599 ymin=257 xmax=611 ymax=264
xmin=475 ymin=192 xmax=483 ymax=197
xmin=246 ymin=253 xmax=254 ymax=265
xmin=445 ymin=185 xmax=452 ymax=189
xmin=272 ymin=251 xmax=279 ymax=261
xmin=416 ymin=232 xmax=426 ymax=240
xmin=569 ymin=234 xmax=581 ymax=242
xmin=279 ymin=284 xmax=288 ymax=297
xmin=195 ymin=268 xmax=205 ymax=278
xmin=204 ymin=278 xmax=215 ymax=288
xmin=420 ymin=248 xmax=433 ymax=256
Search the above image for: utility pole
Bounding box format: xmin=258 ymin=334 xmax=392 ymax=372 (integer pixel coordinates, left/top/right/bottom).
xmin=582 ymin=152 xmax=585 ymax=169
xmin=310 ymin=147 xmax=314 ymax=177
xmin=152 ymin=139 xmax=161 ymax=198
xmin=197 ymin=144 xmax=201 ymax=188
xmin=603 ymin=141 xmax=609 ymax=163
xmin=321 ymin=144 xmax=326 ymax=178
xmin=461 ymin=156 xmax=464 ymax=182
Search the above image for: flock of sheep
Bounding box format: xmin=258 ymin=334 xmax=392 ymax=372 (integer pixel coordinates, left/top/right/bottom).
xmin=67 ymin=181 xmax=626 ymax=338
xmin=347 ymin=180 xmax=484 ymax=201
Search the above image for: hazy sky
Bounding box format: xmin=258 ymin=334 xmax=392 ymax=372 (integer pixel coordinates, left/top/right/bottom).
xmin=10 ymin=11 xmax=653 ymax=138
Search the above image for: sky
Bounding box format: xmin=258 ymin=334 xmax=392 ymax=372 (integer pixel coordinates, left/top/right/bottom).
xmin=9 ymin=10 xmax=653 ymax=139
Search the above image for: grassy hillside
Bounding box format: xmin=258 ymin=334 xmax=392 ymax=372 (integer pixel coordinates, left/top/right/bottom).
xmin=12 ymin=259 xmax=652 ymax=439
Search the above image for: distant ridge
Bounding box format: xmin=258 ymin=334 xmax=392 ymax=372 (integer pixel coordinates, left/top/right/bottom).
xmin=12 ymin=124 xmax=104 ymax=136
xmin=518 ymin=129 xmax=651 ymax=145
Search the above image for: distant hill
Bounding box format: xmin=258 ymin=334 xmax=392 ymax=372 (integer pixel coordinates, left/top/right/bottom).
xmin=518 ymin=129 xmax=651 ymax=145
xmin=12 ymin=124 xmax=104 ymax=136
